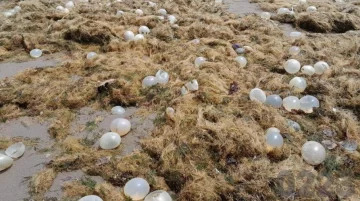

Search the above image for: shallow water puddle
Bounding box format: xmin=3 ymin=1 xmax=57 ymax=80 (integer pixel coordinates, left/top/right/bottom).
xmin=0 ymin=117 xmax=54 ymax=201
xmin=0 ymin=57 xmax=60 ymax=79
xmin=224 ymin=0 xmax=262 ymax=16
xmin=71 ymin=107 xmax=156 ymax=156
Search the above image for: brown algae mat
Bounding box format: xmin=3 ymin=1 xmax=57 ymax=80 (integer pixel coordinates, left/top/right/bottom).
xmin=0 ymin=0 xmax=360 ymax=200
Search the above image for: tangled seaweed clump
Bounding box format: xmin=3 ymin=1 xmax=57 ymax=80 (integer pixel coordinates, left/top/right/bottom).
xmin=0 ymin=0 xmax=360 ymax=200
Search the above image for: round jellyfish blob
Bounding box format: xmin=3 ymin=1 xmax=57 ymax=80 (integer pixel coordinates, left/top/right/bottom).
xmin=65 ymin=1 xmax=75 ymax=9
xmin=124 ymin=31 xmax=135 ymax=41
xmin=116 ymin=10 xmax=124 ymax=16
xmin=266 ymin=130 xmax=284 ymax=148
xmin=158 ymin=9 xmax=167 ymax=16
xmin=124 ymin=178 xmax=150 ymax=200
xmin=134 ymin=34 xmax=145 ymax=41
xmin=299 ymin=95 xmax=319 ymax=113
xmin=306 ymin=6 xmax=317 ymax=13
xmin=142 ymin=76 xmax=158 ymax=87
xmin=0 ymin=153 xmax=13 ymax=171
xmin=289 ymin=46 xmax=300 ymax=56
xmin=144 ymin=190 xmax=172 ymax=201
xmin=139 ymin=26 xmax=150 ymax=35
xmin=289 ymin=31 xmax=302 ymax=39
xmin=168 ymin=15 xmax=176 ymax=24
xmin=86 ymin=52 xmax=97 ymax=59
xmin=156 ymin=70 xmax=169 ymax=84
xmin=30 ymin=49 xmax=42 ymax=58
xmin=135 ymin=9 xmax=143 ymax=16
xmin=301 ymin=65 xmax=315 ymax=75
xmin=99 ymin=132 xmax=121 ymax=150
xmin=111 ymin=106 xmax=125 ymax=115
xmin=284 ymin=59 xmax=301 ymax=74
xmin=249 ymin=88 xmax=266 ymax=103
xmin=283 ymin=96 xmax=300 ymax=111
xmin=194 ymin=57 xmax=206 ymax=67
xmin=277 ymin=8 xmax=290 ymax=15
xmin=79 ymin=195 xmax=103 ymax=201
xmin=266 ymin=127 xmax=280 ymax=135
xmin=185 ymin=79 xmax=199 ymax=91
xmin=110 ymin=118 xmax=131 ymax=136
xmin=289 ymin=77 xmax=307 ymax=92
xmin=314 ymin=61 xmax=329 ymax=75
xmin=5 ymin=142 xmax=25 ymax=159
xmin=302 ymin=141 xmax=326 ymax=165
xmin=266 ymin=94 xmax=282 ymax=108
xmin=260 ymin=12 xmax=271 ymax=20
xmin=235 ymin=56 xmax=247 ymax=68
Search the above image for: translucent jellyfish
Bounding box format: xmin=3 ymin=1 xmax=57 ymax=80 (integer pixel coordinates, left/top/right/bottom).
xmin=65 ymin=1 xmax=75 ymax=9
xmin=191 ymin=39 xmax=200 ymax=44
xmin=124 ymin=31 xmax=135 ymax=41
xmin=301 ymin=65 xmax=315 ymax=75
xmin=287 ymin=119 xmax=301 ymax=132
xmin=314 ymin=61 xmax=329 ymax=75
xmin=110 ymin=118 xmax=131 ymax=136
xmin=3 ymin=11 xmax=14 ymax=17
xmin=135 ymin=9 xmax=143 ymax=16
xmin=168 ymin=15 xmax=176 ymax=24
xmin=30 ymin=49 xmax=43 ymax=58
xmin=134 ymin=34 xmax=145 ymax=41
xmin=185 ymin=79 xmax=199 ymax=91
xmin=63 ymin=8 xmax=70 ymax=13
xmin=302 ymin=141 xmax=326 ymax=165
xmin=124 ymin=178 xmax=150 ymax=200
xmin=148 ymin=1 xmax=157 ymax=7
xmin=144 ymin=190 xmax=172 ymax=201
xmin=249 ymin=88 xmax=266 ymax=103
xmin=56 ymin=6 xmax=65 ymax=11
xmin=260 ymin=12 xmax=271 ymax=20
xmin=194 ymin=57 xmax=206 ymax=67
xmin=14 ymin=6 xmax=21 ymax=13
xmin=266 ymin=127 xmax=280 ymax=135
xmin=283 ymin=96 xmax=300 ymax=111
xmin=86 ymin=52 xmax=97 ymax=59
xmin=5 ymin=142 xmax=25 ymax=159
xmin=181 ymin=86 xmax=188 ymax=95
xmin=116 ymin=10 xmax=124 ymax=16
xmin=155 ymin=70 xmax=169 ymax=84
xmin=235 ymin=56 xmax=247 ymax=68
xmin=111 ymin=106 xmax=125 ymax=115
xmin=100 ymin=132 xmax=121 ymax=150
xmin=142 ymin=76 xmax=158 ymax=87
xmin=265 ymin=94 xmax=282 ymax=108
xmin=157 ymin=16 xmax=165 ymax=20
xmin=277 ymin=8 xmax=290 ymax=15
xmin=339 ymin=140 xmax=358 ymax=151
xmin=158 ymin=9 xmax=167 ymax=16
xmin=299 ymin=0 xmax=306 ymax=4
xmin=289 ymin=77 xmax=307 ymax=92
xmin=306 ymin=6 xmax=317 ymax=13
xmin=284 ymin=59 xmax=301 ymax=74
xmin=166 ymin=107 xmax=175 ymax=120
xmin=289 ymin=31 xmax=302 ymax=39
xmin=235 ymin=48 xmax=245 ymax=54
xmin=289 ymin=46 xmax=300 ymax=56
xmin=0 ymin=153 xmax=13 ymax=171
xmin=299 ymin=95 xmax=319 ymax=113
xmin=266 ymin=130 xmax=284 ymax=148
xmin=79 ymin=195 xmax=103 ymax=201
xmin=139 ymin=26 xmax=150 ymax=35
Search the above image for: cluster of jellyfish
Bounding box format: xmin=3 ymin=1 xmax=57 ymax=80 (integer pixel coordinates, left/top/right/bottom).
xmin=265 ymin=127 xmax=326 ymax=165
xmin=0 ymin=142 xmax=26 ymax=172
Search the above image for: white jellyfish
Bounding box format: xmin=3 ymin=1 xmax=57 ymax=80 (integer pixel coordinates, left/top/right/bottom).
xmin=234 ymin=56 xmax=247 ymax=68
xmin=63 ymin=8 xmax=70 ymax=13
xmin=289 ymin=31 xmax=302 ymax=39
xmin=148 ymin=1 xmax=157 ymax=7
xmin=185 ymin=80 xmax=199 ymax=91
xmin=181 ymin=86 xmax=188 ymax=95
xmin=299 ymin=0 xmax=306 ymax=4
xmin=116 ymin=10 xmax=124 ymax=16
xmin=284 ymin=59 xmax=301 ymax=74
xmin=289 ymin=46 xmax=300 ymax=56
xmin=265 ymin=94 xmax=282 ymax=108
xmin=168 ymin=15 xmax=176 ymax=24
xmin=139 ymin=26 xmax=150 ymax=35
xmin=265 ymin=128 xmax=283 ymax=148
xmin=124 ymin=31 xmax=135 ymax=41
xmin=249 ymin=88 xmax=267 ymax=103
xmin=235 ymin=48 xmax=245 ymax=54
xmin=86 ymin=52 xmax=97 ymax=59
xmin=30 ymin=49 xmax=43 ymax=58
xmin=65 ymin=1 xmax=75 ymax=9
xmin=56 ymin=6 xmax=65 ymax=11
xmin=5 ymin=142 xmax=25 ymax=159
xmin=157 ymin=16 xmax=165 ymax=20
xmin=289 ymin=77 xmax=307 ymax=92
xmin=0 ymin=153 xmax=13 ymax=171
xmin=99 ymin=132 xmax=121 ymax=150
xmin=301 ymin=65 xmax=315 ymax=75
xmin=134 ymin=34 xmax=145 ymax=41
xmin=158 ymin=9 xmax=167 ymax=16
xmin=314 ymin=61 xmax=329 ymax=75
xmin=144 ymin=190 xmax=172 ymax=201
xmin=283 ymin=96 xmax=300 ymax=111
xmin=79 ymin=195 xmax=103 ymax=201
xmin=14 ymin=6 xmax=21 ymax=13
xmin=299 ymin=95 xmax=319 ymax=113
xmin=124 ymin=178 xmax=150 ymax=200
xmin=155 ymin=70 xmax=169 ymax=84
xmin=302 ymin=141 xmax=326 ymax=165
xmin=306 ymin=6 xmax=317 ymax=13
xmin=135 ymin=9 xmax=144 ymax=16
xmin=110 ymin=118 xmax=131 ymax=136
xmin=142 ymin=76 xmax=158 ymax=87
xmin=111 ymin=106 xmax=125 ymax=115
xmin=194 ymin=57 xmax=206 ymax=67
xmin=260 ymin=12 xmax=271 ymax=20
xmin=277 ymin=8 xmax=290 ymax=15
